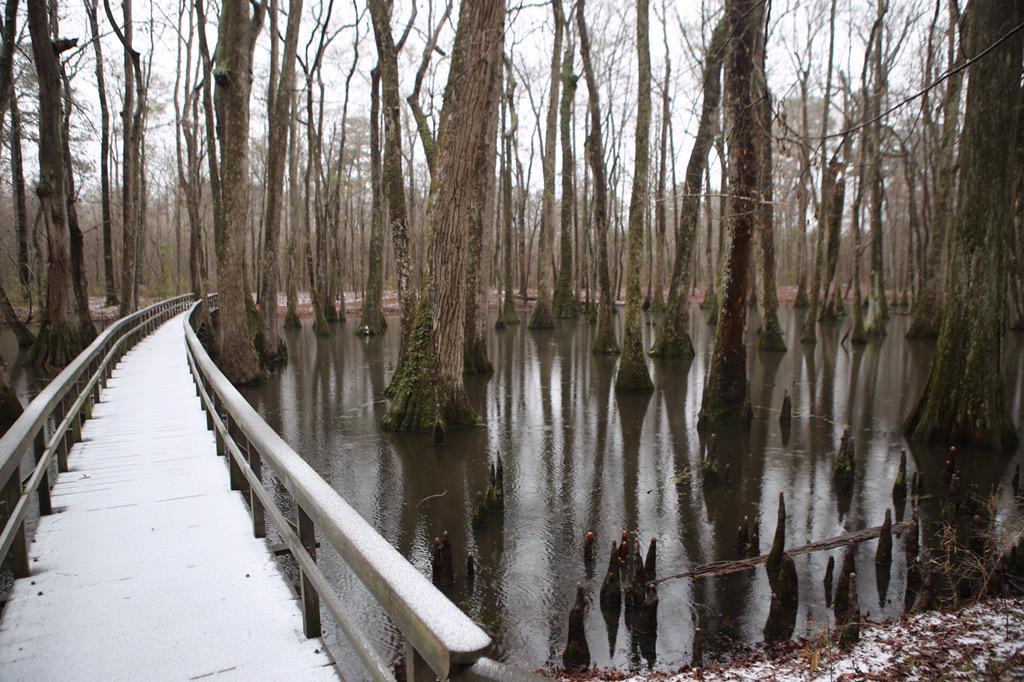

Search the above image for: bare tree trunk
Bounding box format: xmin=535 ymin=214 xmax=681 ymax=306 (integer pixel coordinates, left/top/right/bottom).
xmin=907 ymin=1 xmax=963 ymax=339
xmin=800 ymin=0 xmax=837 ymax=344
xmin=577 ymin=0 xmax=618 ymax=354
xmin=904 ymin=0 xmax=1021 ymax=452
xmin=863 ymin=0 xmax=890 ymax=337
xmin=651 ymin=42 xmax=670 ymax=314
xmin=27 ymin=4 xmax=81 ymax=369
xmin=697 ymin=0 xmax=761 ymax=426
xmin=284 ymin=92 xmax=301 ymax=330
xmin=370 ymin=0 xmax=415 ymax=363
xmin=382 ymin=0 xmax=505 ymax=438
xmin=616 ymin=0 xmax=653 ymax=392
xmin=529 ymin=0 xmax=563 ymax=329
xmin=10 ymin=95 xmax=30 ymax=306
xmin=358 ymin=65 xmax=387 ymax=337
xmin=213 ymin=0 xmax=265 ymax=385
xmin=649 ymin=17 xmax=727 ymax=358
xmin=258 ymin=0 xmax=302 ymax=364
xmin=105 ymin=0 xmax=145 ymax=315
xmin=500 ymin=62 xmax=520 ymax=326
xmin=86 ymin=0 xmax=118 ymax=306
xmin=753 ymin=46 xmax=784 ymax=351
xmin=553 ymin=23 xmax=579 ymax=320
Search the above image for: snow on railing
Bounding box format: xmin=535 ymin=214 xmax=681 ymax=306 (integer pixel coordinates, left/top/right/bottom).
xmin=0 ymin=295 xmax=195 ymax=580
xmin=183 ymin=296 xmax=542 ymax=682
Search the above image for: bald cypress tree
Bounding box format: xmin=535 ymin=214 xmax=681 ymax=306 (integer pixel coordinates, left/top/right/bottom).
xmin=904 ymin=0 xmax=1022 ymax=452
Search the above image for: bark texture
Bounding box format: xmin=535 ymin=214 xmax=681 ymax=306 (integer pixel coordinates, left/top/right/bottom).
xmin=358 ymin=65 xmax=386 ymax=337
xmin=615 ymin=0 xmax=653 ymax=392
xmin=904 ymin=0 xmax=1022 ymax=452
xmin=553 ymin=34 xmax=579 ymax=320
xmin=382 ymin=0 xmax=505 ymax=436
xmin=698 ymin=0 xmax=761 ymax=426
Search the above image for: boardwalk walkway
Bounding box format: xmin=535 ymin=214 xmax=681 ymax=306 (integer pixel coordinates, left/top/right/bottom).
xmin=0 ymin=313 xmax=337 ymax=681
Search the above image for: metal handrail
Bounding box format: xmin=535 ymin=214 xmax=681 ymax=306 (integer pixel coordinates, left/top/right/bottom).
xmin=1 ymin=295 xmax=195 ymax=577
xmin=183 ymin=296 xmax=544 ymax=681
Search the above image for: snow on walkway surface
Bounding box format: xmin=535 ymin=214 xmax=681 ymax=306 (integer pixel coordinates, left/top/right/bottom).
xmin=0 ymin=312 xmax=337 ymax=681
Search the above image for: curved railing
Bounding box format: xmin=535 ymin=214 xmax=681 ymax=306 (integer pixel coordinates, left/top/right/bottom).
xmin=183 ymin=296 xmax=542 ymax=681
xmin=1 ymin=295 xmax=194 ymax=578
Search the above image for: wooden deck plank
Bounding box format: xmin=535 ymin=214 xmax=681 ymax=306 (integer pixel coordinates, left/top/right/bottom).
xmin=0 ymin=313 xmax=338 ymax=681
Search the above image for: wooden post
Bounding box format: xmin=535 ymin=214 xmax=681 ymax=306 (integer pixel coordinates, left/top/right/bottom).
xmin=247 ymin=442 xmax=265 ymax=538
xmin=3 ymin=474 xmax=30 ymax=578
xmin=404 ymin=641 xmax=434 ymax=682
xmin=227 ymin=421 xmax=243 ymax=491
xmin=56 ymin=398 xmax=69 ymax=473
xmin=298 ymin=506 xmax=321 ymax=638
xmin=34 ymin=430 xmax=52 ymax=516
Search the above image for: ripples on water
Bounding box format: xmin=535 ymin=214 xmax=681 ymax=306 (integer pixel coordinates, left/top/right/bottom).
xmin=238 ymin=306 xmax=1024 ymax=675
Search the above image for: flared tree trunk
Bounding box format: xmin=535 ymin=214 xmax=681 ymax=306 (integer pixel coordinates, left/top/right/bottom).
xmin=650 ymin=17 xmax=727 ymax=358
xmin=577 ymin=0 xmax=618 ymax=354
xmin=697 ymin=0 xmax=761 ymax=426
xmin=214 ymin=0 xmax=265 ymax=385
xmin=904 ymin=0 xmax=1022 ymax=452
xmin=382 ymin=0 xmax=504 ymax=437
xmin=615 ymin=0 xmax=653 ymax=392
xmin=529 ymin=0 xmax=563 ymax=330
xmin=27 ymin=4 xmax=81 ymax=369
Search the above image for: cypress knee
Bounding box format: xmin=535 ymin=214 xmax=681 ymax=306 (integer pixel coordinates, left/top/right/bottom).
xmin=838 ymin=573 xmax=860 ymax=646
xmin=892 ymin=450 xmax=907 ymax=501
xmin=600 ymin=541 xmax=622 ymax=612
xmin=834 ymin=542 xmax=856 ymax=622
xmin=767 ymin=491 xmax=786 ymax=576
xmin=779 ymin=389 xmax=792 ymax=426
xmin=824 ymin=555 xmax=835 ymax=606
xmin=562 ymin=583 xmax=591 ymax=669
xmin=691 ymin=626 xmax=703 ymax=668
xmin=875 ymin=509 xmax=892 ymax=568
xmin=644 ymin=537 xmax=657 ymax=582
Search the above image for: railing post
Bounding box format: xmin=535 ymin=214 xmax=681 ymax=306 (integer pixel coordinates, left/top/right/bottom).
xmin=298 ymin=506 xmax=321 ymax=638
xmin=405 ymin=641 xmax=435 ymax=682
xmin=34 ymin=430 xmax=52 ymax=516
xmin=227 ymin=420 xmax=244 ymax=492
xmin=3 ymin=473 xmax=30 ymax=578
xmin=56 ymin=398 xmax=69 ymax=473
xmin=245 ymin=440 xmax=265 ymax=538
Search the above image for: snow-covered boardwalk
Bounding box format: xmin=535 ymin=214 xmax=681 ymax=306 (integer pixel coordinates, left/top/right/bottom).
xmin=0 ymin=313 xmax=337 ymax=681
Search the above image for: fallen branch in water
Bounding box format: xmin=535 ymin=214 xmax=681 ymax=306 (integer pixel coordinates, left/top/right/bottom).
xmin=416 ymin=490 xmax=448 ymax=508
xmin=654 ymin=519 xmax=914 ymax=585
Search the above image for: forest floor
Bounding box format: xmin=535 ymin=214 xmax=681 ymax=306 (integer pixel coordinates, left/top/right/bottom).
xmin=555 ymin=598 xmax=1024 ymax=681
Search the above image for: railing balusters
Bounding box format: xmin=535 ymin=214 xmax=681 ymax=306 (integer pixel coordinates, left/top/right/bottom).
xmin=246 ymin=440 xmax=265 ymax=539
xmin=405 ymin=641 xmax=435 ymax=682
xmin=34 ymin=431 xmax=51 ymax=516
xmin=3 ymin=472 xmax=30 ymax=578
xmin=227 ymin=420 xmax=244 ymax=492
xmin=297 ymin=505 xmax=321 ymax=638
xmin=56 ymin=398 xmax=69 ymax=473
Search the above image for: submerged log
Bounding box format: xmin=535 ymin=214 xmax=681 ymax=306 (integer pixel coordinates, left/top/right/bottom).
xmin=562 ymin=583 xmax=591 ymax=669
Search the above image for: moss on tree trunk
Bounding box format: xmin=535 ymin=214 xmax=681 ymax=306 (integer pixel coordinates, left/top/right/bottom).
xmin=904 ymin=0 xmax=1022 ymax=453
xmin=615 ymin=0 xmax=653 ymax=392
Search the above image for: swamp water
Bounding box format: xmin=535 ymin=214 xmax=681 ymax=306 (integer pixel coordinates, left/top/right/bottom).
xmin=240 ymin=306 xmax=1024 ymax=675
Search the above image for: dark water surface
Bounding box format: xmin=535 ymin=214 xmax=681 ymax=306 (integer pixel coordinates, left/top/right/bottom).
xmin=240 ymin=306 xmax=1024 ymax=675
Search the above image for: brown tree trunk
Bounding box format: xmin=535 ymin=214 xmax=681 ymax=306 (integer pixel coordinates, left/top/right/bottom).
xmin=381 ymin=0 xmax=504 ymax=437
xmin=863 ymin=0 xmax=890 ymax=337
xmin=27 ymin=3 xmax=81 ymax=369
xmin=615 ymin=0 xmax=653 ymax=392
xmin=697 ymin=0 xmax=761 ymax=426
xmin=358 ymin=65 xmax=387 ymax=337
xmin=577 ymin=0 xmax=618 ymax=354
xmin=213 ymin=0 xmax=265 ymax=385
xmin=258 ymin=0 xmax=301 ymax=364
xmin=650 ymin=17 xmax=727 ymax=358
xmin=753 ymin=56 xmax=785 ymax=352
xmin=529 ymin=0 xmax=563 ymax=330
xmin=370 ymin=0 xmax=415 ymax=363
xmin=553 ymin=27 xmax=579 ymax=320
xmin=500 ymin=64 xmax=520 ymax=326
xmin=85 ymin=0 xmax=118 ymax=307
xmin=904 ymin=0 xmax=1022 ymax=452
